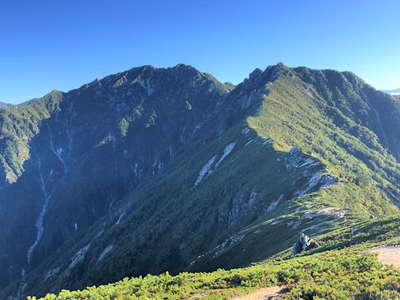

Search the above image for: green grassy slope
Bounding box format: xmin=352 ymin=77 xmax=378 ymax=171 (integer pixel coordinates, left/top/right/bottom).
xmin=248 ymin=66 xmax=400 ymax=208
xmin=190 ymin=65 xmax=400 ymax=270
xmin=28 ymin=217 xmax=400 ymax=300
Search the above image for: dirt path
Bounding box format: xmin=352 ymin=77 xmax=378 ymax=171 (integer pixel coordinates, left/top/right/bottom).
xmin=366 ymin=247 xmax=400 ymax=268
xmin=230 ymin=286 xmax=285 ymax=300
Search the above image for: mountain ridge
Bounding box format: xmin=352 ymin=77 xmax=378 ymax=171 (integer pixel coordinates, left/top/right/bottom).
xmin=0 ymin=63 xmax=399 ymax=299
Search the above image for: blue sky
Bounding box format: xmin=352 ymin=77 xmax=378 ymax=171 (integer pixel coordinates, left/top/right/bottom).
xmin=1 ymin=0 xmax=399 ymax=104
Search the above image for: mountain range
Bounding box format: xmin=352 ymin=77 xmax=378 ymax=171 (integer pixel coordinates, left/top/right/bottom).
xmin=0 ymin=102 xmax=12 ymax=108
xmin=1 ymin=63 xmax=400 ymax=299
xmin=383 ymin=88 xmax=400 ymax=95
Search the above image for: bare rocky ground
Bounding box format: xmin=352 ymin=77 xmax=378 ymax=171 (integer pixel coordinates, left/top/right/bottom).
xmin=187 ymin=286 xmax=287 ymax=300
xmin=231 ymin=286 xmax=286 ymax=300
xmin=366 ymin=247 xmax=400 ymax=268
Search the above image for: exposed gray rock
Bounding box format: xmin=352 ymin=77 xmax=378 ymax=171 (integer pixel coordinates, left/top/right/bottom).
xmin=292 ymin=233 xmax=319 ymax=255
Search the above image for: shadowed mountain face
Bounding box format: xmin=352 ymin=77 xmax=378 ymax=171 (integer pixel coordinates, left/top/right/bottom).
xmin=0 ymin=64 xmax=399 ymax=299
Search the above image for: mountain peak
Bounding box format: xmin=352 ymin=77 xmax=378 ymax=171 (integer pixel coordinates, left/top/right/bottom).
xmin=249 ymin=68 xmax=263 ymax=81
xmin=241 ymin=63 xmax=289 ymax=89
xmin=73 ymin=63 xmax=227 ymax=100
xmin=174 ymin=63 xmax=197 ymax=69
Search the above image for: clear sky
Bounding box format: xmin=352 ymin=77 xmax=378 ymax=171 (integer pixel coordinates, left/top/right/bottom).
xmin=1 ymin=0 xmax=399 ymax=104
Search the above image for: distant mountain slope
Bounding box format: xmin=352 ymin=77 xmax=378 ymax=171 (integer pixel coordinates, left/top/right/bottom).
xmin=382 ymin=88 xmax=400 ymax=95
xmin=0 ymin=64 xmax=399 ymax=299
xmin=0 ymin=101 xmax=12 ymax=108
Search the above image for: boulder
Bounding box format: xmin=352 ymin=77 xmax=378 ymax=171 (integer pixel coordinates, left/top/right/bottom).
xmin=292 ymin=233 xmax=319 ymax=255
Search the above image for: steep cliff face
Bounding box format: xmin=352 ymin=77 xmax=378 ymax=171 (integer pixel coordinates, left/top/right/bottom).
xmin=0 ymin=64 xmax=399 ymax=299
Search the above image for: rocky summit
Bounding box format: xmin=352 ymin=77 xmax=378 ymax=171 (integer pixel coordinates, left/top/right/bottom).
xmin=1 ymin=63 xmax=400 ymax=299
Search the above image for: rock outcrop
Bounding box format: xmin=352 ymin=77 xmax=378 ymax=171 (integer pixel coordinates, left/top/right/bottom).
xmin=292 ymin=233 xmax=319 ymax=255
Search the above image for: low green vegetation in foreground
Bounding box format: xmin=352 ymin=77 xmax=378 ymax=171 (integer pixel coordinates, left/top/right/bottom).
xmin=28 ymin=218 xmax=400 ymax=300
xmin=27 ymin=250 xmax=400 ymax=300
